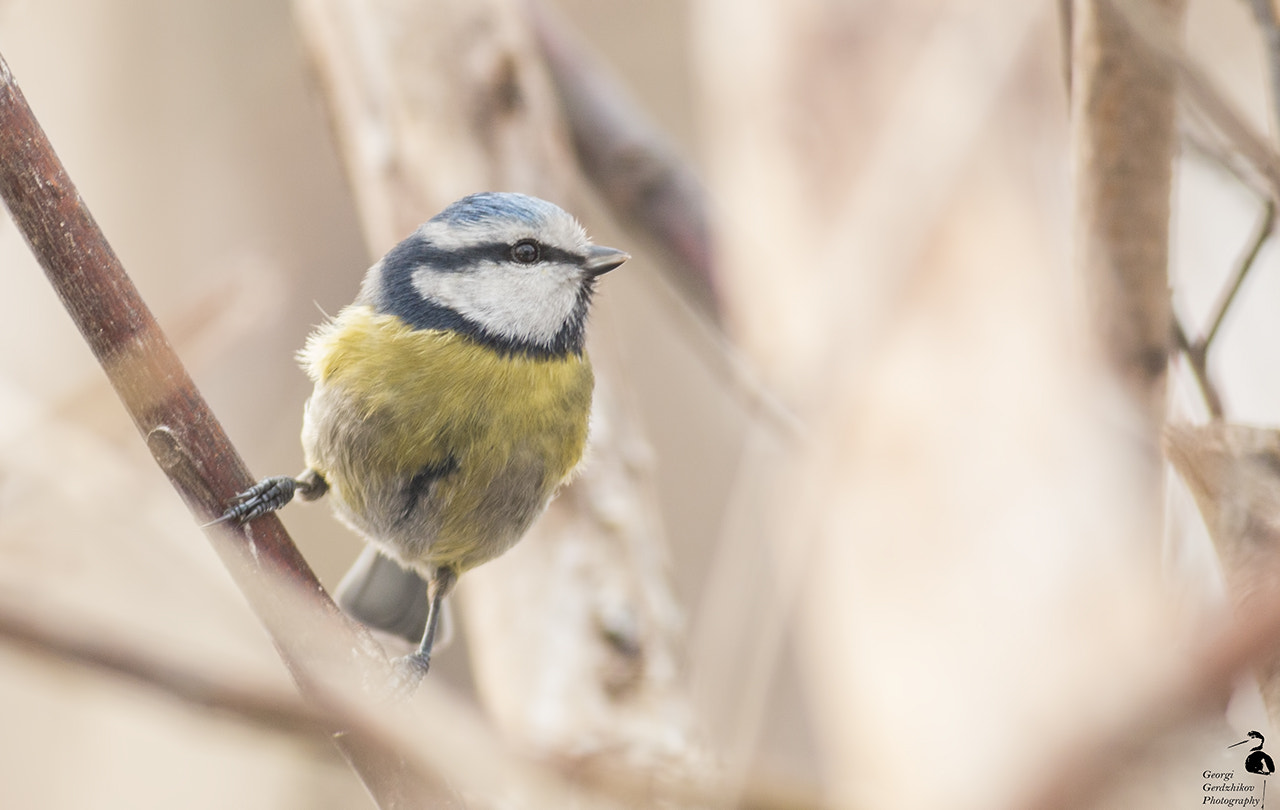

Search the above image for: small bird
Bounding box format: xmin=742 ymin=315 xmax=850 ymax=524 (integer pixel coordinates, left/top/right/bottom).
xmin=222 ymin=192 xmax=628 ymax=677
xmin=1231 ymin=730 xmax=1277 ymax=776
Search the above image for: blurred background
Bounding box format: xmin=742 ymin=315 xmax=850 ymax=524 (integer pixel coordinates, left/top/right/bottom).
xmin=0 ymin=0 xmax=1277 ymax=808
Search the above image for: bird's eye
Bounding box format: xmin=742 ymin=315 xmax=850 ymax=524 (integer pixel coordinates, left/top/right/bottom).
xmin=511 ymin=240 xmax=540 ymax=264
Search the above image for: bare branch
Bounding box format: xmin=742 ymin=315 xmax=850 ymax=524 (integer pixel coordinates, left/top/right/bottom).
xmin=0 ymin=595 xmax=333 ymax=740
xmin=1059 ymin=0 xmax=1074 ymax=98
xmin=1173 ymin=316 xmax=1224 ymax=418
xmin=0 ymin=50 xmax=447 ymax=809
xmin=1112 ymin=0 xmax=1280 ymax=199
xmin=1174 ymin=198 xmax=1274 ymax=418
xmin=1071 ymin=0 xmax=1183 ymax=437
xmin=1202 ymin=199 xmax=1274 ymax=353
xmin=1166 ymin=0 xmax=1280 ymax=420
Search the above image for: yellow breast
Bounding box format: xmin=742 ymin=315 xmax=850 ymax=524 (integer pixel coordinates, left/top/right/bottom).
xmin=298 ymin=304 xmax=594 ymax=571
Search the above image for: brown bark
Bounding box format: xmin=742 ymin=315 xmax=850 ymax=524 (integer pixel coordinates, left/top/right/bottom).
xmin=1071 ymin=0 xmax=1184 ymax=433
xmin=0 ymin=51 xmax=452 ymax=809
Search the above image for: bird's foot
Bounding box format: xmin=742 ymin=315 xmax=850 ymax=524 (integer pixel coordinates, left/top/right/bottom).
xmin=384 ymin=652 xmax=431 ymax=701
xmin=209 ymin=476 xmax=300 ymax=526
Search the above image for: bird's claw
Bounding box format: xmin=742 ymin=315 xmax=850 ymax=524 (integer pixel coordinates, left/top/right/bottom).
xmin=384 ymin=652 xmax=431 ymax=701
xmin=210 ymin=475 xmax=299 ymax=526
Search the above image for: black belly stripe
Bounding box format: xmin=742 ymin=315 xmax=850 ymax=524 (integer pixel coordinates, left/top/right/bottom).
xmin=399 ymin=457 xmax=460 ymax=523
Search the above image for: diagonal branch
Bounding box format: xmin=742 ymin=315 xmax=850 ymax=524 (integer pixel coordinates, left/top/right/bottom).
xmin=1175 ymin=198 xmax=1275 ymax=419
xmin=1201 ymin=197 xmax=1274 ymax=353
xmin=0 ymin=51 xmax=446 ymax=809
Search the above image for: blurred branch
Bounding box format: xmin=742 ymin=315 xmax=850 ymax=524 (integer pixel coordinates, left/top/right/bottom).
xmin=526 ymin=0 xmax=800 ymax=437
xmin=1112 ymin=0 xmax=1280 ymax=198
xmin=1168 ymin=423 xmax=1280 ymax=727
xmin=1244 ymin=0 xmax=1280 ymax=135
xmin=1070 ymin=0 xmax=1182 ymax=439
xmin=1059 ymin=0 xmax=1074 ymax=97
xmin=0 ymin=585 xmax=701 ymax=810
xmin=1024 ymin=579 xmax=1280 ymax=810
xmin=1024 ymin=424 xmax=1280 ymax=810
xmin=1013 ymin=7 xmax=1280 ymax=809
xmin=1174 ymin=198 xmax=1274 ymax=419
xmin=0 ymin=594 xmax=335 ymax=741
xmin=0 ymin=50 xmax=448 ymax=809
xmin=1181 ymin=123 xmax=1273 ymax=202
xmin=525 ymin=0 xmax=721 ymax=324
xmin=693 ymin=5 xmax=1046 ymax=804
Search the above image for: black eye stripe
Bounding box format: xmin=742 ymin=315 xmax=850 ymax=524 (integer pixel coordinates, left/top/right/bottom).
xmin=534 ymin=244 xmax=582 ymax=265
xmin=381 ymin=238 xmax=585 ymax=273
xmin=507 ymin=241 xmax=581 ymax=267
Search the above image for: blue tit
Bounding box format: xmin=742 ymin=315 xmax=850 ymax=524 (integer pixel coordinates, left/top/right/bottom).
xmin=221 ymin=192 xmax=628 ymax=675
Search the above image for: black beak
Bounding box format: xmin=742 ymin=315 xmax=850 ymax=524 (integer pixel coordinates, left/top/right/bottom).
xmin=583 ymin=245 xmax=630 ymax=277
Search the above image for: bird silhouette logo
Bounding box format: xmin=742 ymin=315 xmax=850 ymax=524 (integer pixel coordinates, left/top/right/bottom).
xmin=1230 ymin=731 xmax=1277 ymax=776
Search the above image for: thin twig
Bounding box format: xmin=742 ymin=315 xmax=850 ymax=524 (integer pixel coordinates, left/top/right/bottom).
xmin=1202 ymin=198 xmax=1274 ymax=351
xmin=1173 ymin=315 xmax=1224 ymax=418
xmin=1174 ymin=198 xmax=1275 ymax=419
xmin=0 ymin=50 xmax=443 ymax=809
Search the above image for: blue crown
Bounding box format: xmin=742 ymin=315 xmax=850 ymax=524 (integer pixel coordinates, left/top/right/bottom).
xmin=431 ymin=192 xmax=564 ymax=229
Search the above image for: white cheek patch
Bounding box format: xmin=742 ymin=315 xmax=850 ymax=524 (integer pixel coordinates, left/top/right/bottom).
xmin=411 ymin=262 xmax=582 ymax=346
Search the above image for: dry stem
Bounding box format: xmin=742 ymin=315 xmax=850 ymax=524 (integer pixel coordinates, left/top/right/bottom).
xmin=0 ymin=50 xmax=447 ymax=809
xmin=1176 ymin=199 xmax=1275 ymax=418
xmin=1071 ymin=0 xmax=1183 ymax=435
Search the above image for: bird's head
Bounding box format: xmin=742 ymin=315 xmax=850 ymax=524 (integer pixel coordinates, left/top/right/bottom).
xmin=361 ymin=192 xmax=629 ymax=358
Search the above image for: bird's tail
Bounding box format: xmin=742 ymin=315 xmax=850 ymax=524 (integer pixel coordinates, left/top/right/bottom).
xmin=336 ymin=546 xmax=452 ymax=648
